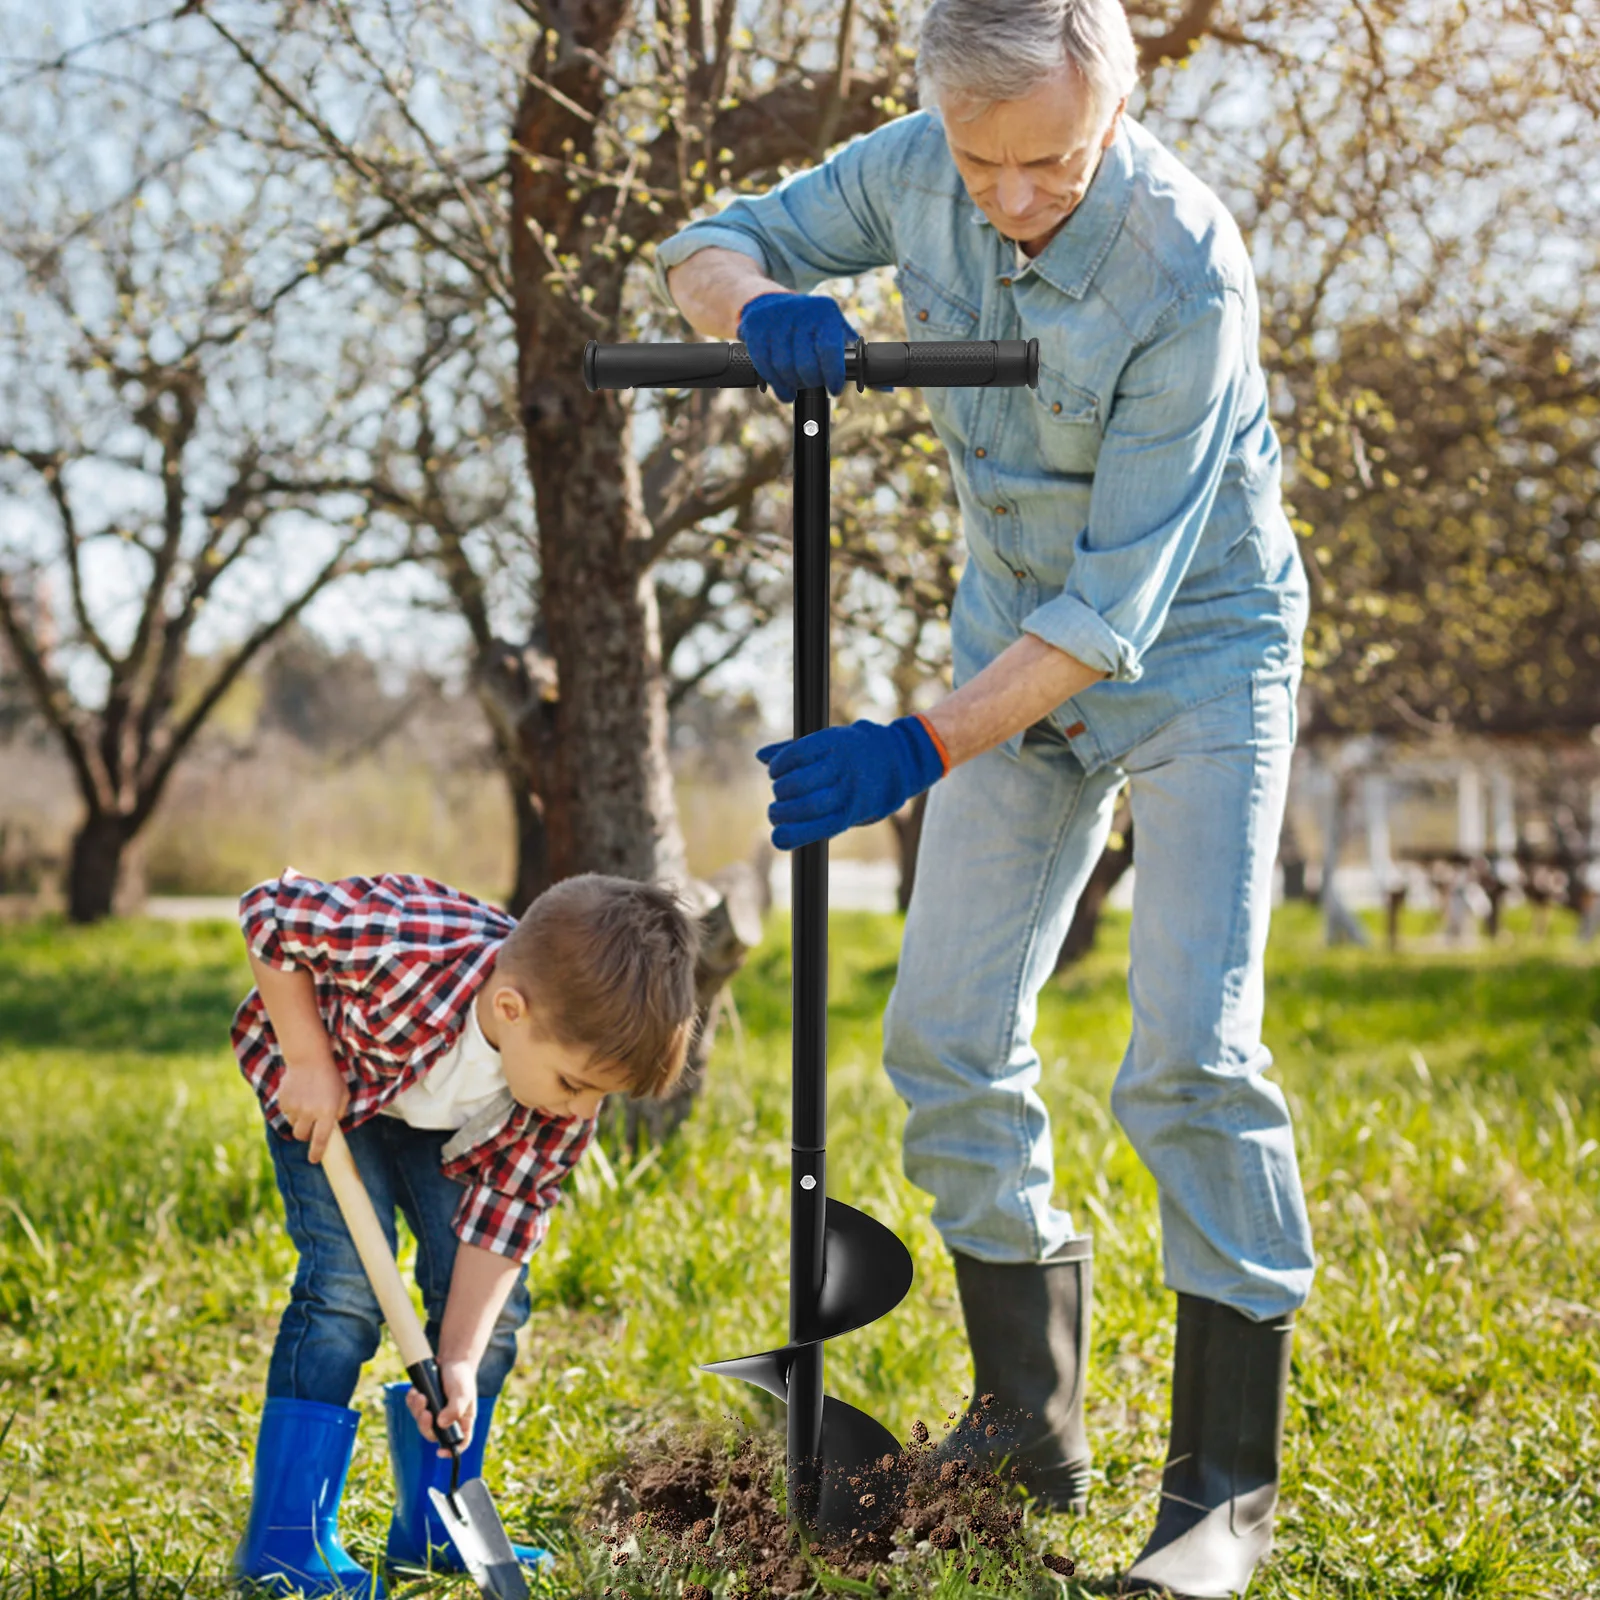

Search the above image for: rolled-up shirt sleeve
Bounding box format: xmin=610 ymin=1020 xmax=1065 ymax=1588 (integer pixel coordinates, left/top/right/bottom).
xmin=1023 ymin=288 xmax=1248 ymax=683
xmin=237 ymin=870 xmax=398 ymax=992
xmin=654 ymin=120 xmax=906 ymax=302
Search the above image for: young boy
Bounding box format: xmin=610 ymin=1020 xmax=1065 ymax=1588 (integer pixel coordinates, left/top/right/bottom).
xmin=230 ymin=867 xmax=699 ymax=1598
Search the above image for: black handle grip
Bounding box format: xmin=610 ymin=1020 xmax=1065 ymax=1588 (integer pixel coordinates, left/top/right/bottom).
xmin=582 ymin=337 xmax=1039 ymax=392
xmin=407 ymin=1357 xmax=466 ymax=1452
xmin=852 ymin=337 xmax=1038 ymax=391
xmin=584 ymin=340 xmax=763 ymax=391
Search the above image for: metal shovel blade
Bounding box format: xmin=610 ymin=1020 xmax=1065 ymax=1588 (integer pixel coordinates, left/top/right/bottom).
xmin=428 ymin=1478 xmax=531 ymax=1600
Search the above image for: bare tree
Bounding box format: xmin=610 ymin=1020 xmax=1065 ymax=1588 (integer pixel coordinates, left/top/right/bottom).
xmin=0 ymin=48 xmax=415 ymax=919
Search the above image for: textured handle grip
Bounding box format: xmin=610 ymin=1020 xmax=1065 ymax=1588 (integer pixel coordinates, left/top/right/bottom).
xmin=407 ymin=1357 xmax=467 ymax=1452
xmin=584 ymin=339 xmax=763 ymax=390
xmin=853 ymin=338 xmax=1039 ymax=390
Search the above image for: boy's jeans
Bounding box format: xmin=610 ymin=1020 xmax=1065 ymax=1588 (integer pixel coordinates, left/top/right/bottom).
xmin=883 ymin=674 xmax=1316 ymax=1322
xmin=265 ymin=1118 xmax=531 ymax=1405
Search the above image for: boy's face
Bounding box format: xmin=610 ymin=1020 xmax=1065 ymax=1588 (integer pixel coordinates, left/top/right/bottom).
xmin=477 ymin=981 xmax=630 ymax=1120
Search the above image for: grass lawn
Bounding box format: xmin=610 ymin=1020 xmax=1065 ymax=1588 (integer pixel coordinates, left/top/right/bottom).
xmin=0 ymin=904 xmax=1596 ymax=1598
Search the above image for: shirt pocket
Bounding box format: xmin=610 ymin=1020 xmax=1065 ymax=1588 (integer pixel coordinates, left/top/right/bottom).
xmin=896 ymin=261 xmax=980 ymax=337
xmin=1033 ymin=364 xmax=1102 ymax=477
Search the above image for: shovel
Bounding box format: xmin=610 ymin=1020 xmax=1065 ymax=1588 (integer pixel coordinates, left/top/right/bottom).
xmin=583 ymin=334 xmax=1042 ymax=1537
xmin=320 ymin=1124 xmax=532 ymax=1600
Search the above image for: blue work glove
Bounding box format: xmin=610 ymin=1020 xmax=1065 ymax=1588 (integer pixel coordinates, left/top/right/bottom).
xmin=737 ymin=292 xmax=862 ymax=403
xmin=757 ymin=716 xmax=950 ymax=851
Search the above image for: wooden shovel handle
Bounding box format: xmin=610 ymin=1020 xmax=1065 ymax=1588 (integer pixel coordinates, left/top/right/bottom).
xmin=320 ymin=1123 xmax=433 ymax=1369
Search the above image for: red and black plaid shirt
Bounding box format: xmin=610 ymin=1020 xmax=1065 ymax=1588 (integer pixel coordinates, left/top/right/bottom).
xmin=231 ymin=869 xmax=594 ymax=1263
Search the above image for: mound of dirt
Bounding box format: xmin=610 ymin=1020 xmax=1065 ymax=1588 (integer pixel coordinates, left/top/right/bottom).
xmin=590 ymin=1397 xmax=1077 ymax=1597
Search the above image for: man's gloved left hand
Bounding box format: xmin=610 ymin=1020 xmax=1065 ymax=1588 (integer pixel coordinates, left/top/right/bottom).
xmin=737 ymin=292 xmax=863 ymax=403
xmin=757 ymin=716 xmax=950 ymax=851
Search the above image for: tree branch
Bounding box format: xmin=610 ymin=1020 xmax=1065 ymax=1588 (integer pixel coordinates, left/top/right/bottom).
xmin=132 ymin=532 xmax=371 ymax=823
xmin=0 ymin=569 xmax=105 ymax=810
xmin=8 ymin=447 xmax=116 ymax=670
xmin=1135 ymin=0 xmax=1221 ymax=70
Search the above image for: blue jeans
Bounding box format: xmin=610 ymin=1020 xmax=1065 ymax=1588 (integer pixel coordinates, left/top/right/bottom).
xmin=883 ymin=674 xmax=1316 ymax=1321
xmin=265 ymin=1118 xmax=531 ymax=1405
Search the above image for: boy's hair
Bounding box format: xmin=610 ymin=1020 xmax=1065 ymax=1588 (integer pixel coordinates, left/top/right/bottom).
xmin=494 ymin=873 xmax=701 ymax=1099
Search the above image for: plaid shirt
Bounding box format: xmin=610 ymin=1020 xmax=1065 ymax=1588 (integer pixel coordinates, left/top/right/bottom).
xmin=231 ymin=869 xmax=595 ymax=1263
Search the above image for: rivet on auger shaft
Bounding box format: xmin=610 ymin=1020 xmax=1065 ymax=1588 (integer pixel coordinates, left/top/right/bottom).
xmin=579 ymin=338 xmax=1040 ymax=1537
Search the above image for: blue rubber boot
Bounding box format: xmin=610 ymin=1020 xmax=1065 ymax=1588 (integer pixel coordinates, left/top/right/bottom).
xmin=382 ymin=1382 xmax=551 ymax=1574
xmin=235 ymin=1398 xmax=385 ymax=1599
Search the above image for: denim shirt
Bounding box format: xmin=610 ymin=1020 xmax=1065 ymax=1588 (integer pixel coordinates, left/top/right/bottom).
xmin=655 ymin=112 xmax=1308 ymax=772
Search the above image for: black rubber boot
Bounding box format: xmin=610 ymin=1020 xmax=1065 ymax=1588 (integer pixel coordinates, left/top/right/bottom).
xmin=936 ymin=1234 xmax=1093 ymax=1513
xmin=1116 ymin=1294 xmax=1294 ymax=1598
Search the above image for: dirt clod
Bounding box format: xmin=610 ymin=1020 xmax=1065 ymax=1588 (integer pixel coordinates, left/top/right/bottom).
xmin=684 ymin=1587 xmax=712 ymax=1600
xmin=1043 ymin=1552 xmax=1077 ymax=1576
xmin=591 ymin=1418 xmax=1068 ymax=1597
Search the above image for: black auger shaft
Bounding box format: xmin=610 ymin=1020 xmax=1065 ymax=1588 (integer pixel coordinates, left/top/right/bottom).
xmin=582 ymin=334 xmax=1040 ymax=1536
xmin=789 ymin=382 xmax=831 ymax=1520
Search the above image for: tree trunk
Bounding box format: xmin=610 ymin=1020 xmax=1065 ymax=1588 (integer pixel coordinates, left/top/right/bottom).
xmin=526 ymin=403 xmax=687 ymax=887
xmin=67 ymin=811 xmax=131 ymax=924
xmin=505 ymin=781 xmax=550 ymax=918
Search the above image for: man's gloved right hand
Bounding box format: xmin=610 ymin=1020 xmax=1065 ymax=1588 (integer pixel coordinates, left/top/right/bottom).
xmin=737 ymin=292 xmax=863 ymax=403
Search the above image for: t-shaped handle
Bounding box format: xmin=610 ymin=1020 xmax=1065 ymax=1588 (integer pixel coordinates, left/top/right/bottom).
xmin=582 ymin=337 xmax=1039 ymax=393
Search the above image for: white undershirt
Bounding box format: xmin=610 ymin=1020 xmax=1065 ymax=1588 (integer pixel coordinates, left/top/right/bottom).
xmin=381 ymin=1000 xmax=510 ymax=1130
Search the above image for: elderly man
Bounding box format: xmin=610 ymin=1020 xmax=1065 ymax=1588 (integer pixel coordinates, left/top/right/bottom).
xmin=658 ymin=1 xmax=1314 ymax=1593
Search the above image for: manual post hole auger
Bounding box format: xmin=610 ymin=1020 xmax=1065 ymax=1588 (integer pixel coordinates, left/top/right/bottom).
xmin=582 ymin=334 xmax=1041 ymax=1538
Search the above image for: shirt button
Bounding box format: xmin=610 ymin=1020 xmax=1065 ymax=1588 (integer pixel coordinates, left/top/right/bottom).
xmin=917 ymin=309 xmax=930 ymax=322
xmin=1012 ymin=567 xmax=1027 ymax=580
xmin=975 ymin=447 xmax=987 ymax=458
xmin=994 ymin=505 xmax=1008 ymax=515
xmin=1052 ymin=401 xmax=1063 ymax=414
xmin=999 ymin=276 xmax=1013 ymax=287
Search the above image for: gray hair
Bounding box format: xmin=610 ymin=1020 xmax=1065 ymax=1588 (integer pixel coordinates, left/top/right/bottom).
xmin=916 ymin=0 xmax=1140 ymax=118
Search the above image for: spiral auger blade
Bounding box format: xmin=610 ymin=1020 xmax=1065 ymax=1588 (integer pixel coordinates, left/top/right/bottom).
xmin=702 ymin=1198 xmax=913 ymax=1535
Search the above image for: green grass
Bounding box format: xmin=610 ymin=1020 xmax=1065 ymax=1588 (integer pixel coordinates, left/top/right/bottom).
xmin=0 ymin=905 xmax=1596 ymax=1598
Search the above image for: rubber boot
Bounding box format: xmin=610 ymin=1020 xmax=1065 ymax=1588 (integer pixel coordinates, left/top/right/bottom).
xmin=1117 ymin=1294 xmax=1294 ymax=1598
xmin=234 ymin=1397 xmax=385 ymax=1599
xmin=382 ymin=1382 xmax=551 ymax=1574
xmin=935 ymin=1234 xmax=1093 ymax=1513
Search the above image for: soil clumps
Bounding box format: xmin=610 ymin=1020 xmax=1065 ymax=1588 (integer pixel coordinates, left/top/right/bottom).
xmin=590 ymin=1396 xmax=1078 ymax=1596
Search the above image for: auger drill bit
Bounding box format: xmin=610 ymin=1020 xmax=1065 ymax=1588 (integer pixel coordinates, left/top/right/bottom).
xmin=583 ymin=335 xmax=1041 ymax=1537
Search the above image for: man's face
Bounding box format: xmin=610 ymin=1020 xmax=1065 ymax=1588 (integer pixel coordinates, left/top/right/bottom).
xmin=480 ymin=981 xmax=630 ymax=1120
xmin=940 ymin=65 xmax=1124 ymax=254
